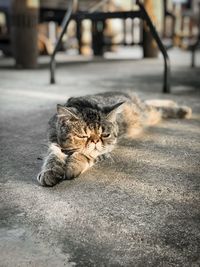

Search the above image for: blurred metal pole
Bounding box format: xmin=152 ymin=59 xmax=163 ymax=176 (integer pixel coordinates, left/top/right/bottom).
xmin=11 ymin=0 xmax=39 ymax=68
xmin=50 ymin=0 xmax=74 ymax=84
xmin=138 ymin=1 xmax=170 ymax=93
xmin=92 ymin=20 xmax=105 ymax=56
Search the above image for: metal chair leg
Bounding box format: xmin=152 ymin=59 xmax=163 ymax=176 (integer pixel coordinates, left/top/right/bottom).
xmin=138 ymin=2 xmax=170 ymax=93
xmin=191 ymin=35 xmax=200 ymax=68
xmin=191 ymin=48 xmax=195 ymax=68
xmin=50 ymin=0 xmax=74 ymax=84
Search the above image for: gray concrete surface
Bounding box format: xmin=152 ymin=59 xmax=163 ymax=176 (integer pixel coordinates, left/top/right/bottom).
xmin=0 ymin=48 xmax=200 ymax=266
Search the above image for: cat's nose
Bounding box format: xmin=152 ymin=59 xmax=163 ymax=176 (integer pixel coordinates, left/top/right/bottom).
xmin=90 ymin=135 xmax=99 ymax=144
xmin=92 ymin=138 xmax=99 ymax=144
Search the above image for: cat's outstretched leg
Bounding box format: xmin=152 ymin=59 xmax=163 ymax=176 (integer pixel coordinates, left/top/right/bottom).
xmin=37 ymin=143 xmax=67 ymax=186
xmin=37 ymin=144 xmax=94 ymax=186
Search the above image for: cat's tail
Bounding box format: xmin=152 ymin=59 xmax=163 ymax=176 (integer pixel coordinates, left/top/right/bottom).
xmin=145 ymin=99 xmax=192 ymax=124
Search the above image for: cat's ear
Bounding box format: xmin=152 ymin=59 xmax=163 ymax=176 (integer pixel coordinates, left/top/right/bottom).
xmin=105 ymin=102 xmax=125 ymax=122
xmin=57 ymin=104 xmax=79 ymax=121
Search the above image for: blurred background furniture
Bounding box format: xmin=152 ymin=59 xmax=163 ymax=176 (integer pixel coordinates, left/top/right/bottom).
xmin=163 ymin=0 xmax=200 ymax=67
xmin=0 ymin=1 xmax=199 ymax=91
xmin=0 ymin=0 xmax=170 ymax=92
xmin=45 ymin=0 xmax=170 ymax=93
xmin=1 ymin=1 xmax=199 ymax=61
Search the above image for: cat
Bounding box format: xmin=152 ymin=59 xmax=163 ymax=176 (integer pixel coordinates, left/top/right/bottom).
xmin=37 ymin=91 xmax=192 ymax=186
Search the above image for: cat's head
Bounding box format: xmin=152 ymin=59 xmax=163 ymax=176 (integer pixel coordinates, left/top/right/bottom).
xmin=56 ymin=102 xmax=124 ymax=158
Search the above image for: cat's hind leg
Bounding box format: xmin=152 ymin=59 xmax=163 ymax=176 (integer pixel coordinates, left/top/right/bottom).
xmin=145 ymin=99 xmax=192 ymax=119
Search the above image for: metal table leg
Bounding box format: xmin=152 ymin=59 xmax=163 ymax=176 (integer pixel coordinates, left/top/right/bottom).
xmin=138 ymin=2 xmax=170 ymax=93
xmin=49 ymin=0 xmax=170 ymax=94
xmin=191 ymin=36 xmax=200 ymax=68
xmin=50 ymin=0 xmax=74 ymax=84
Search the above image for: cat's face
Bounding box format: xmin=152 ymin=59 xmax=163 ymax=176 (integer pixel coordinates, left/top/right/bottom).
xmin=56 ymin=104 xmax=123 ymax=158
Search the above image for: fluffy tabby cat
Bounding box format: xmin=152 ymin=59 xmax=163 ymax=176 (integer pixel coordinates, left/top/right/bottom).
xmin=37 ymin=92 xmax=191 ymax=186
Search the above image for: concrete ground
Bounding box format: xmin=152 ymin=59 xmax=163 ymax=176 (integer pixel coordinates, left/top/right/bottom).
xmin=0 ymin=48 xmax=200 ymax=267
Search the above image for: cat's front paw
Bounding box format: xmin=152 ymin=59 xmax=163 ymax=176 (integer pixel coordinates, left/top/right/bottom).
xmin=95 ymin=153 xmax=114 ymax=164
xmin=37 ymin=170 xmax=64 ymax=187
xmin=64 ymin=152 xmax=91 ymax=179
xmin=65 ymin=165 xmax=82 ymax=180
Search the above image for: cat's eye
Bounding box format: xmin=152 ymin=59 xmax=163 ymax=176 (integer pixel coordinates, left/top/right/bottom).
xmin=102 ymin=133 xmax=111 ymax=138
xmin=76 ymin=135 xmax=88 ymax=139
